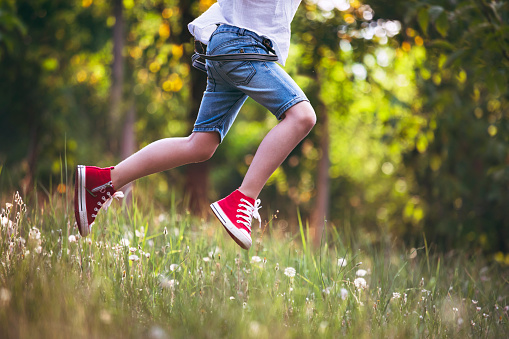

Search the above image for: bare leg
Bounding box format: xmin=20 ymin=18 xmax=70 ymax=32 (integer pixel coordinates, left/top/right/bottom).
xmin=111 ymin=132 xmax=220 ymax=189
xmin=239 ymin=101 xmax=316 ymax=199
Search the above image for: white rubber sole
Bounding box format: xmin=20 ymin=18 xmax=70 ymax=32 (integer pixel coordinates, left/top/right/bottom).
xmin=76 ymin=165 xmax=90 ymax=236
xmin=210 ymin=202 xmax=252 ymax=250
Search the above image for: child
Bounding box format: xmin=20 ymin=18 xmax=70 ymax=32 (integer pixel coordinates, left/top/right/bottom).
xmin=74 ymin=0 xmax=316 ymax=250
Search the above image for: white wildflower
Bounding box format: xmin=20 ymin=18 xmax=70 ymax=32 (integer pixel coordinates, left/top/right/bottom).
xmin=129 ymin=254 xmax=139 ymax=262
xmin=356 ymin=269 xmax=367 ymax=277
xmin=145 ymin=252 xmax=150 ymax=259
xmin=392 ymin=292 xmax=401 ymax=299
xmin=251 ymin=256 xmax=262 ymax=263
xmin=161 ymin=278 xmax=178 ymax=290
xmin=353 ymin=277 xmax=367 ymax=289
xmin=35 ymin=246 xmax=42 ymax=254
xmin=170 ymin=264 xmax=179 ymax=272
xmin=120 ymin=238 xmax=130 ymax=247
xmin=129 ymin=247 xmax=137 ymax=253
xmin=230 ymin=296 xmax=235 ymax=300
xmin=340 ymin=288 xmax=348 ymax=300
xmin=472 ymin=300 xmax=478 ymax=305
xmin=284 ymin=267 xmax=296 ymax=277
xmin=337 ymin=257 xmax=347 ymax=267
xmin=68 ymin=235 xmax=77 ymax=243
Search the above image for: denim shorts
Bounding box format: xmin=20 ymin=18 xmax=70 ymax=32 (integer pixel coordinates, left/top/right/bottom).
xmin=193 ymin=24 xmax=309 ymax=142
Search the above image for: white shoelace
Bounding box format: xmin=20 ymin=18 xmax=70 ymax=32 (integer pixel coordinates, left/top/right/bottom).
xmin=91 ymin=191 xmax=124 ymax=218
xmin=236 ymin=198 xmax=262 ymax=230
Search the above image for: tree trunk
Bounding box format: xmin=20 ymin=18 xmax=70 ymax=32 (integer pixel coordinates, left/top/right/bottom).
xmin=180 ymin=1 xmax=210 ymax=216
xmin=109 ymin=0 xmax=124 ymax=154
xmin=311 ymin=102 xmax=330 ymax=247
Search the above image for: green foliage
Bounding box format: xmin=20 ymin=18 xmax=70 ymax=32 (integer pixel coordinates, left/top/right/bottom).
xmin=400 ymin=0 xmax=509 ymax=251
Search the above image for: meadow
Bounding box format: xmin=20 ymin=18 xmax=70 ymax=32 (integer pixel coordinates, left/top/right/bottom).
xmin=0 ymin=188 xmax=508 ymax=338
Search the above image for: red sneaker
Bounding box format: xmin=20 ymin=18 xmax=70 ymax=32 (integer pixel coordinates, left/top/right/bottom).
xmin=74 ymin=165 xmax=124 ymax=237
xmin=210 ymin=189 xmax=261 ymax=250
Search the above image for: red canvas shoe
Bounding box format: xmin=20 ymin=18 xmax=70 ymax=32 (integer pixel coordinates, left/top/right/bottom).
xmin=210 ymin=189 xmax=261 ymax=250
xmin=74 ymin=165 xmax=124 ymax=237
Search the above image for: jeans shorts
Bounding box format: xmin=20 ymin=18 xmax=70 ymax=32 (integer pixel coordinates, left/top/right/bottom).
xmin=193 ymin=24 xmax=309 ymax=142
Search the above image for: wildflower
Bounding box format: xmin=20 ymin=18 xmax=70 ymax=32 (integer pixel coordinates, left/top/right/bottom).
xmin=251 ymin=256 xmax=262 ymax=263
xmin=129 ymin=247 xmax=137 ymax=253
xmin=135 ymin=227 xmax=145 ymax=238
xmin=356 ymin=269 xmax=367 ymax=277
xmin=452 ymin=307 xmax=459 ymax=312
xmin=35 ymin=246 xmax=42 ymax=254
xmin=163 ymin=227 xmax=168 ymax=236
xmin=145 ymin=252 xmax=150 ymax=259
xmin=230 ymin=296 xmax=235 ymax=300
xmin=161 ymin=278 xmax=178 ymax=290
xmin=392 ymin=292 xmax=401 ymax=299
xmin=483 ymin=313 xmax=489 ymax=318
xmin=472 ymin=300 xmax=478 ymax=305
xmin=476 ymin=307 xmax=481 ymax=312
xmin=203 ymin=257 xmax=211 ymax=262
xmin=458 ymin=318 xmax=464 ymax=325
xmin=471 ymin=320 xmax=475 ymax=327
xmin=129 ymin=254 xmax=140 ymax=262
xmin=68 ymin=235 xmax=77 ymax=243
xmin=322 ymin=287 xmax=331 ymax=295
xmin=29 ymin=227 xmax=41 ymax=240
xmin=284 ymin=267 xmax=296 ymax=278
xmin=337 ymin=258 xmax=347 ymax=267
xmin=275 ymin=263 xmax=279 ymax=271
xmin=120 ymin=238 xmax=130 ymax=247
xmin=170 ymin=264 xmax=179 ymax=272
xmin=340 ymin=288 xmax=348 ymax=300
xmin=353 ymin=277 xmax=367 ymax=289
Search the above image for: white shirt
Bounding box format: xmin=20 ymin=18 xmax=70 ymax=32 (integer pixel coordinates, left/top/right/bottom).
xmin=188 ymin=0 xmax=302 ymax=66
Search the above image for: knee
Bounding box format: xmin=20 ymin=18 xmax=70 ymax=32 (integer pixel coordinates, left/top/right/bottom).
xmin=187 ymin=134 xmax=219 ymax=162
xmin=291 ymin=103 xmax=316 ymax=133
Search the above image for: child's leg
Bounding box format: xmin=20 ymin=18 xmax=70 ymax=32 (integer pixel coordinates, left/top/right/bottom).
xmin=239 ymin=101 xmax=316 ymax=199
xmin=111 ymin=132 xmax=220 ymax=189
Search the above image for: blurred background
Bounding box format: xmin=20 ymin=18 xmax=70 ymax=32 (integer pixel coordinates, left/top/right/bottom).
xmin=0 ymin=0 xmax=508 ymax=255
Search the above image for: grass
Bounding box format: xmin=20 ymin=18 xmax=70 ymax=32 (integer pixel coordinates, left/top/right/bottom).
xmin=0 ymin=187 xmax=508 ymax=338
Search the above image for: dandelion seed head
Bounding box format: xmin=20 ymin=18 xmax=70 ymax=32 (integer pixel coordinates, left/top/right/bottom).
xmin=284 ymin=267 xmax=296 ymax=277
xmin=353 ymin=277 xmax=367 ymax=289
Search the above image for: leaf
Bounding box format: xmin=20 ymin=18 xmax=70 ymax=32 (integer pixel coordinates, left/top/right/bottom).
xmin=418 ymin=7 xmax=429 ymax=36
xmin=436 ymin=12 xmax=450 ymax=38
xmin=428 ymin=6 xmax=444 ymax=21
xmin=429 ymin=39 xmax=455 ymax=51
xmin=443 ymin=49 xmax=466 ymax=68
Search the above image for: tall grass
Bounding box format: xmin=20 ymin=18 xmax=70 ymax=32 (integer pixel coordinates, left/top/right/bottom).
xmin=0 ymin=186 xmax=508 ymax=338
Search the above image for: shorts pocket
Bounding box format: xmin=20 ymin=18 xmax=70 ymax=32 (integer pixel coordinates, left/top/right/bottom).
xmin=218 ymin=59 xmax=257 ymax=86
